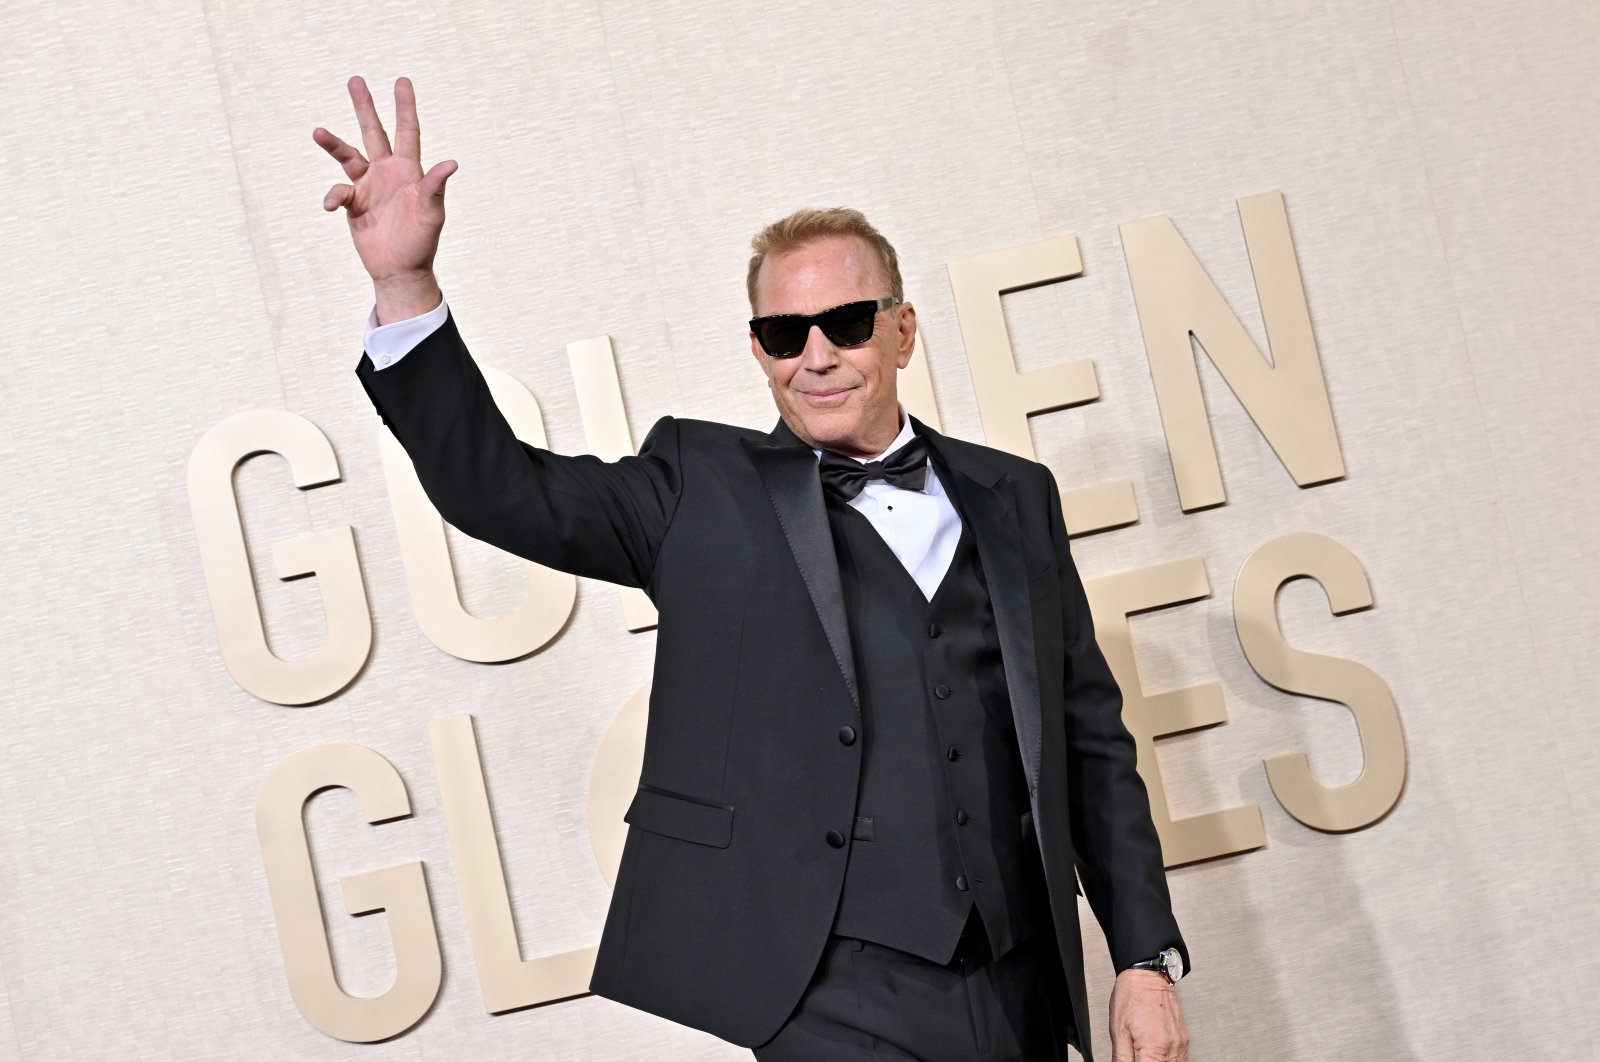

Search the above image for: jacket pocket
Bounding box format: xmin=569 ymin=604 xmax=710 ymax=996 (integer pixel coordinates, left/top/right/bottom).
xmin=1027 ymin=562 xmax=1058 ymax=602
xmin=624 ymin=784 xmax=735 ymax=848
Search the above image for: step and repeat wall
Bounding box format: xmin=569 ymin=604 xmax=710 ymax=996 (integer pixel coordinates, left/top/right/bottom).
xmin=4 ymin=0 xmax=1597 ymax=1058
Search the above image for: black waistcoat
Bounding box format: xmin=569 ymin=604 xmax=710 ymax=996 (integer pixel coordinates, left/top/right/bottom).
xmin=825 ymin=482 xmax=1050 ymax=965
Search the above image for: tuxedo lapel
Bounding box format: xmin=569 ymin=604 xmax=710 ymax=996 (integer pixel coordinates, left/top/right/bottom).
xmin=915 ymin=418 xmax=1044 ymax=795
xmin=742 ymin=424 xmax=860 ymax=713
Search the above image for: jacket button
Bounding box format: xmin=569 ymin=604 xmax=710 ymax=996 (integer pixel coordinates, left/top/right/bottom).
xmin=934 ymin=684 xmax=951 ymax=699
xmin=838 ymin=725 xmax=857 ymax=746
xmin=927 ymin=623 xmax=942 ymax=639
xmin=955 ymin=875 xmax=969 ymax=892
xmin=947 ymin=746 xmax=960 ymax=761
xmin=956 ymin=810 xmax=969 ymax=825
xmin=826 ymin=830 xmax=846 ymax=848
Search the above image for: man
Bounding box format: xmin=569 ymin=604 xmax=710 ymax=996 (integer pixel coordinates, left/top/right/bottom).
xmin=317 ymin=75 xmax=1192 ymax=1061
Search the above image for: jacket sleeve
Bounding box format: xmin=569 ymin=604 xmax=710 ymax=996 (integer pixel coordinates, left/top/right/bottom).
xmin=1041 ymin=466 xmax=1190 ymax=977
xmin=353 ymin=307 xmax=682 ymax=589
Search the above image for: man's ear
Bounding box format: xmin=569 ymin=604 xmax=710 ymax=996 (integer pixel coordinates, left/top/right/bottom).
xmin=894 ymin=301 xmax=917 ymax=369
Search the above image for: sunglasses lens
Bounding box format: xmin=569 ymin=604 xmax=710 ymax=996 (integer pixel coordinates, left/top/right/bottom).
xmin=757 ymin=319 xmax=808 ymax=357
xmin=823 ymin=302 xmax=878 ymax=347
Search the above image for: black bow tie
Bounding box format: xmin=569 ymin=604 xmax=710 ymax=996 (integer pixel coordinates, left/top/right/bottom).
xmin=818 ymin=434 xmax=929 ymax=501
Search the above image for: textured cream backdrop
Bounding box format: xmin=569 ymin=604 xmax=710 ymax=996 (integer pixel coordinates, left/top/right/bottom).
xmin=3 ymin=0 xmax=1597 ymax=1058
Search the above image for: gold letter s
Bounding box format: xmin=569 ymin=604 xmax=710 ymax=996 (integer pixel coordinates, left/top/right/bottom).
xmin=1234 ymin=533 xmax=1406 ymax=831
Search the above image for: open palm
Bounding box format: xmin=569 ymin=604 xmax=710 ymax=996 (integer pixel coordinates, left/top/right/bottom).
xmin=313 ymin=75 xmax=457 ymax=285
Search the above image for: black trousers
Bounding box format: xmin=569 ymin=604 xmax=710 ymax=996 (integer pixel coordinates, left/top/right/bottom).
xmin=752 ymin=909 xmax=1077 ymax=1061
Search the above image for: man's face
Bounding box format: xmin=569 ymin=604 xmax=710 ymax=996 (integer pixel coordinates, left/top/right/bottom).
xmin=749 ymin=234 xmax=917 ymax=459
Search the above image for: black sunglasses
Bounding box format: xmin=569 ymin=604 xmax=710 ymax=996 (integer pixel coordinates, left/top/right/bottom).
xmin=749 ymin=297 xmax=901 ymax=358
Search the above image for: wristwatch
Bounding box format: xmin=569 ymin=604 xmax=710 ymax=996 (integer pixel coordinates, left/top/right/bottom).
xmin=1128 ymin=947 xmax=1185 ymax=984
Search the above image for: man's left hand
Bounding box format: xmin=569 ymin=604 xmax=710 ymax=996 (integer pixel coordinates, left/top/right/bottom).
xmin=1108 ymin=968 xmax=1190 ymax=1061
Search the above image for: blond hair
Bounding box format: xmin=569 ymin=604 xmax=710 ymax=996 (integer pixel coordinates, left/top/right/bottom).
xmin=745 ymin=207 xmax=903 ymax=313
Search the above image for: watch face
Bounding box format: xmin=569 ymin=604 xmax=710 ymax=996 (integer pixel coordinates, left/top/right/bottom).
xmin=1162 ymin=948 xmax=1184 ymax=983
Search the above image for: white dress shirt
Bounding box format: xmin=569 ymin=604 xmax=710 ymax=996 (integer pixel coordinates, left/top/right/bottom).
xmin=809 ymin=415 xmax=962 ymax=601
xmin=364 ymin=295 xmax=962 ymax=598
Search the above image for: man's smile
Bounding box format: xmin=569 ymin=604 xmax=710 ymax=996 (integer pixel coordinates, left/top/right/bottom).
xmin=797 ymin=385 xmax=857 ymax=407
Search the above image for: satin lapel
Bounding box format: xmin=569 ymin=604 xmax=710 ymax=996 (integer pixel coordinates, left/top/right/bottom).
xmin=742 ymin=427 xmax=860 ymax=713
xmin=917 ymin=421 xmax=1044 ymax=794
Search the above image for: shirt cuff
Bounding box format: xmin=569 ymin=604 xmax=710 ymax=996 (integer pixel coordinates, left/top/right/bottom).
xmin=364 ymin=291 xmax=449 ymax=369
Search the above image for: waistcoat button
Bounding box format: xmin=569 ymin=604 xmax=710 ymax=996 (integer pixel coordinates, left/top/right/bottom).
xmin=934 ymin=684 xmax=951 ymax=699
xmin=947 ymin=746 xmax=960 ymax=761
xmin=838 ymin=725 xmax=857 ymax=746
xmin=826 ymin=830 xmax=846 ymax=848
xmin=956 ymin=810 xmax=969 ymax=825
xmin=955 ymin=875 xmax=969 ymax=892
xmin=927 ymin=622 xmax=942 ymax=638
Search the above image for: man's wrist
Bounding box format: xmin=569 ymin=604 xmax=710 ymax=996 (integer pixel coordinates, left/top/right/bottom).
xmin=373 ymin=272 xmax=442 ymax=326
xmin=1125 ymin=946 xmax=1185 ymax=984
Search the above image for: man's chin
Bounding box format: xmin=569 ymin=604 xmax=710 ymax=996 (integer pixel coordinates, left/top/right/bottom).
xmin=787 ymin=410 xmax=857 ymax=449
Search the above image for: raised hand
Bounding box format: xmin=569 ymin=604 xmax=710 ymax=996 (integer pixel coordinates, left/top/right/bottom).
xmin=314 ymin=75 xmax=457 ymax=322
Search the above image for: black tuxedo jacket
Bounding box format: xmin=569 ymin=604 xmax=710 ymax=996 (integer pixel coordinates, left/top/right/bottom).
xmin=355 ymin=311 xmax=1188 ymax=1060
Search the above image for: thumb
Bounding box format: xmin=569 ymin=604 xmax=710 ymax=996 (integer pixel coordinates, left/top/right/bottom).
xmin=421 ymin=159 xmax=458 ymax=198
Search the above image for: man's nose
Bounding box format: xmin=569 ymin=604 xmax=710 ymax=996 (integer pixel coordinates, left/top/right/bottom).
xmin=798 ymin=325 xmax=839 ymax=370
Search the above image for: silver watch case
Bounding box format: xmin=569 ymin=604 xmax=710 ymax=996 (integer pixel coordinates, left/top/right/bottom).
xmin=1156 ymin=946 xmax=1184 ymax=984
xmin=1133 ymin=947 xmax=1185 ymax=983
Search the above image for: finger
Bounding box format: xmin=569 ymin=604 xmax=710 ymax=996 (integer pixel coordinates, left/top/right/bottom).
xmin=420 ymin=159 xmax=458 ymax=198
xmin=311 ymin=127 xmax=369 ymax=181
xmin=347 ymin=75 xmax=392 ymax=160
xmin=392 ymin=76 xmax=420 ymax=158
xmin=1111 ymin=1030 xmax=1134 ymax=1062
xmin=322 ymin=183 xmax=354 ymax=212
